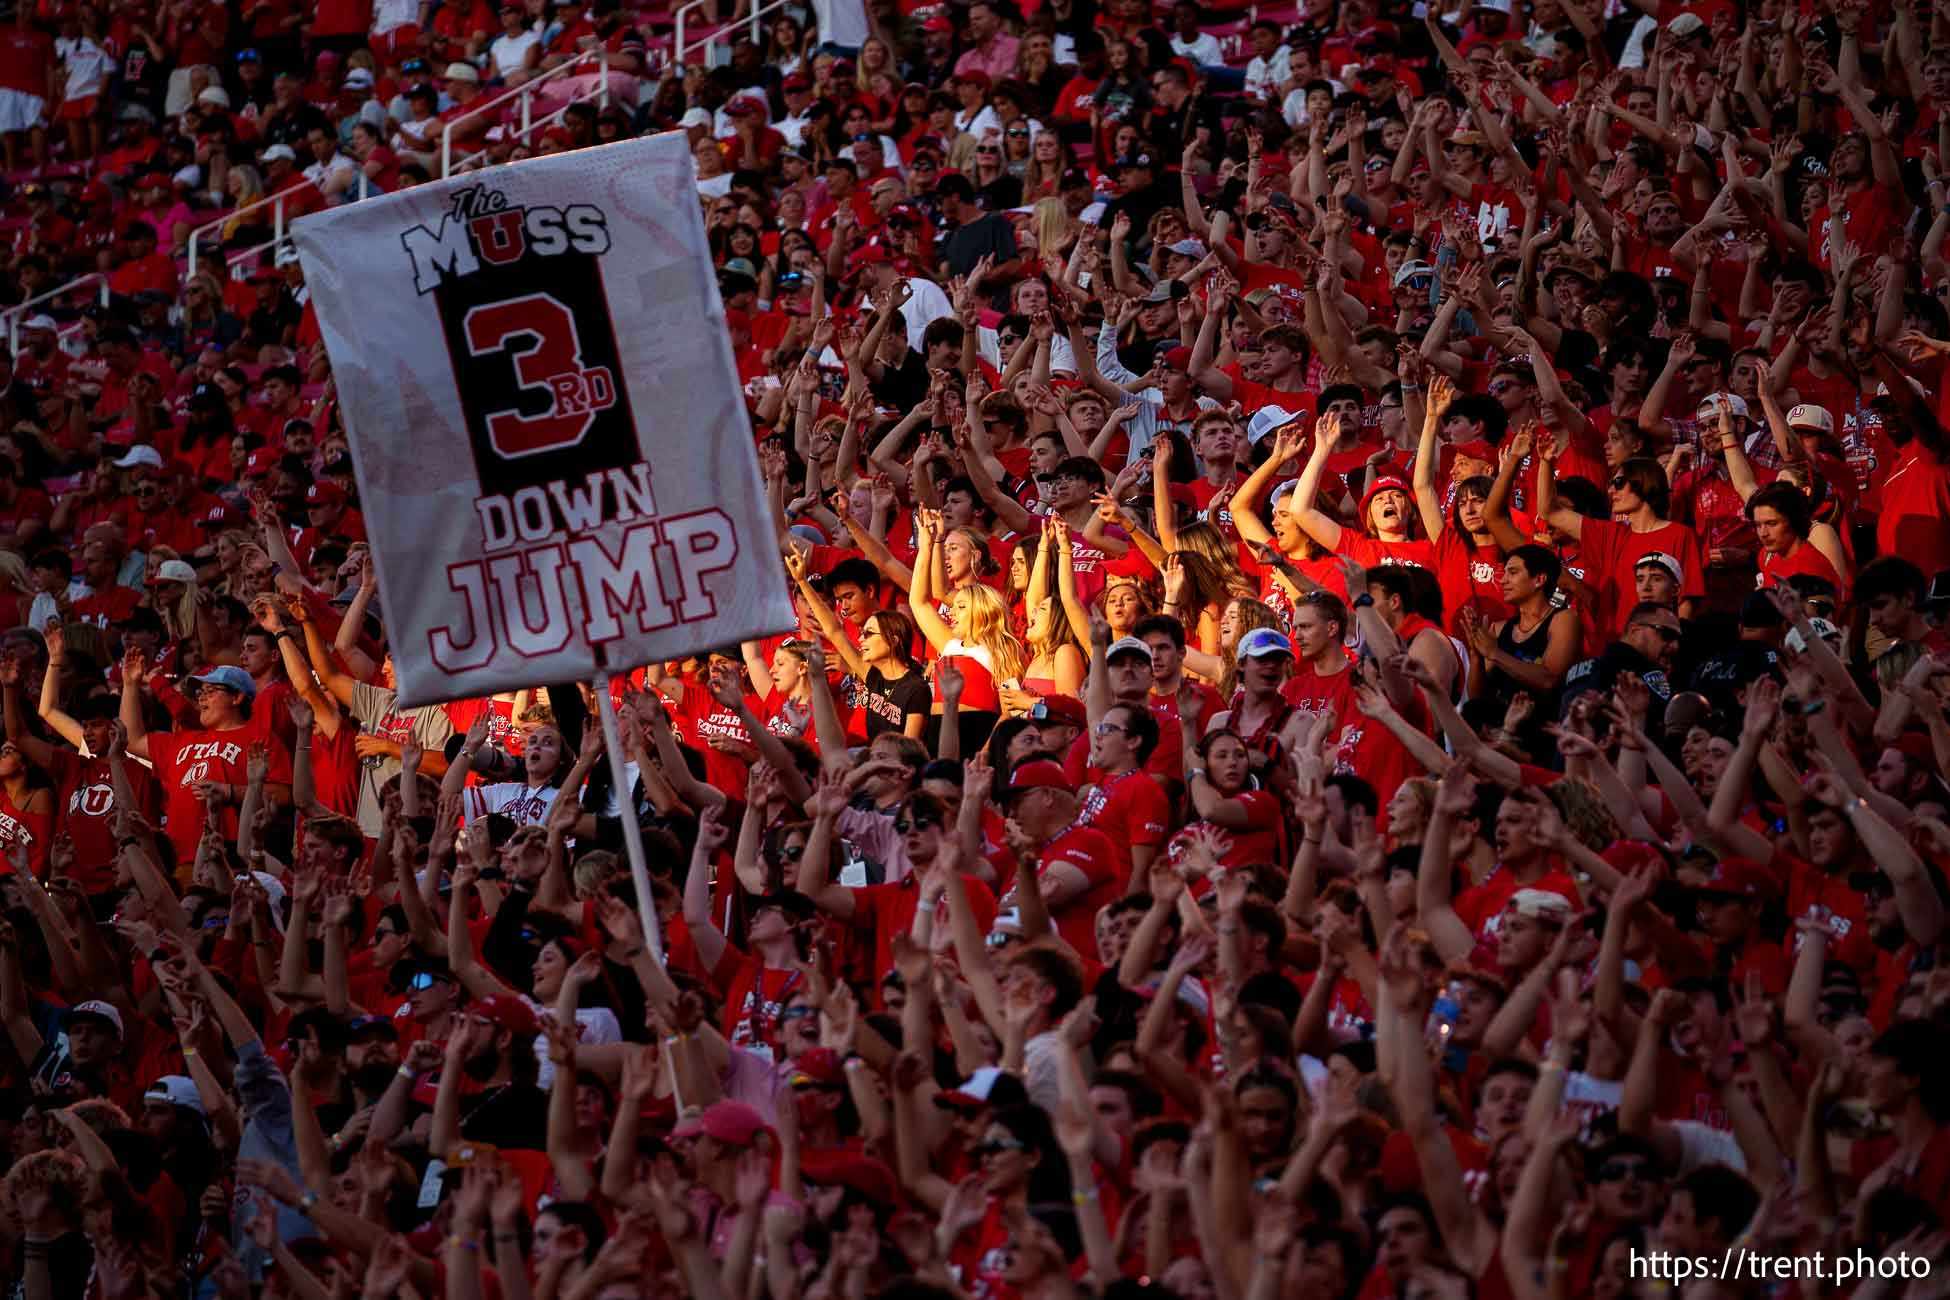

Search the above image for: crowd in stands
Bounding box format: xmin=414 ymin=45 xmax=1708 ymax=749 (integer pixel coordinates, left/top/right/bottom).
xmin=2 ymin=0 xmax=1950 ymax=1298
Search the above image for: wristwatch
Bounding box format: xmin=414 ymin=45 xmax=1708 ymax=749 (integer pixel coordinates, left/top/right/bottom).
xmin=1352 ymin=593 xmax=1375 ymax=609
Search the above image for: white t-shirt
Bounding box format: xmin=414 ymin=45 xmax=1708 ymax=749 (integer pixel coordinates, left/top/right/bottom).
xmin=525 ymin=1001 xmax=624 ymax=1091
xmin=304 ymin=152 xmax=359 ymax=199
xmin=1170 ymin=32 xmax=1223 ymax=65
xmin=1244 ymin=47 xmax=1290 ymax=102
xmin=371 ymin=0 xmax=420 ymax=37
xmin=56 ymin=36 xmax=113 ymax=100
xmin=488 ymin=28 xmax=542 ymax=79
xmin=463 ymin=780 xmax=561 ymax=827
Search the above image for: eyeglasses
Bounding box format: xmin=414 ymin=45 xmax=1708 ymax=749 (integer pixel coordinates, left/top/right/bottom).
xmin=372 ymin=926 xmax=399 ymax=941
xmin=973 ymin=1137 xmax=1027 ymax=1159
xmin=1598 ymin=1159 xmax=1654 ymax=1182
xmin=1487 ymin=380 xmax=1519 ymax=394
xmin=1093 ymin=721 xmax=1129 ymax=737
xmin=1633 ymin=622 xmax=1682 ymax=643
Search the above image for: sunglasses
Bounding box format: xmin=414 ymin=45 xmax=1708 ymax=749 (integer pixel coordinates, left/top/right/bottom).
xmin=1609 ymin=476 xmax=1631 ymax=489
xmin=1006 ymin=128 xmax=1029 ymax=137
xmin=777 ymin=842 xmax=806 ymax=861
xmin=1634 ymin=623 xmax=1681 ymax=643
xmin=894 ymin=814 xmax=941 ymax=833
xmin=406 ymin=971 xmax=441 ymax=991
xmin=972 ymin=1138 xmax=1027 ymax=1159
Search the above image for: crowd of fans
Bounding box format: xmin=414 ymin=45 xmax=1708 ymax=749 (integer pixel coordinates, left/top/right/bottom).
xmin=4 ymin=0 xmax=1950 ymax=1297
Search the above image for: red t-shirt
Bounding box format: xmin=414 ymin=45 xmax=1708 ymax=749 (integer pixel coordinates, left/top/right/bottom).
xmin=0 ymin=28 xmax=50 ymax=96
xmin=1026 ymin=824 xmax=1121 ymax=959
xmin=1074 ymin=768 xmax=1170 ymax=876
xmin=0 ymin=786 xmax=52 ymax=878
xmin=147 ymin=714 xmax=293 ymax=872
xmin=48 ymin=748 xmax=158 ymax=894
xmin=1577 ymin=516 xmax=1708 ymax=636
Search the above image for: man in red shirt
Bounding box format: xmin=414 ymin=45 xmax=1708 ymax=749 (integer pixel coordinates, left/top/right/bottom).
xmin=993 ymin=758 xmax=1121 ymax=960
xmin=119 ymin=661 xmax=292 ymax=873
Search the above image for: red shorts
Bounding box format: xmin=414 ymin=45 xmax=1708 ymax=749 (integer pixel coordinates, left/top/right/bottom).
xmin=56 ymin=94 xmax=95 ymax=120
xmin=370 ymin=23 xmax=422 ymax=59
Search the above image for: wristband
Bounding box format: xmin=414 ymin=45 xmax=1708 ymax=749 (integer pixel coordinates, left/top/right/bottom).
xmin=447 ymin=1234 xmax=480 ymax=1253
xmin=916 ymin=900 xmax=937 ymax=914
xmin=397 ymin=1065 xmax=419 ymax=1082
xmin=300 ymin=1191 xmax=318 ymax=1211
xmin=1071 ymin=1189 xmax=1099 ymax=1205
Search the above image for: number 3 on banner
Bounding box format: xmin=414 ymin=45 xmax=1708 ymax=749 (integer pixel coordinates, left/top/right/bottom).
xmin=462 ymin=293 xmax=618 ymax=460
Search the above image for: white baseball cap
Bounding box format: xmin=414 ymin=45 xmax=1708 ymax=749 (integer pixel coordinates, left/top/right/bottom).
xmin=144 ymin=1075 xmax=206 ymax=1117
xmin=1635 ymin=551 xmax=1684 ymax=585
xmin=113 ymin=445 xmax=165 ymax=469
xmin=1786 ymin=403 xmax=1834 ymax=435
xmin=66 ymin=1000 xmax=124 ymax=1036
xmin=680 ymin=107 xmax=712 ymax=128
xmin=22 ymin=313 xmax=56 ymax=332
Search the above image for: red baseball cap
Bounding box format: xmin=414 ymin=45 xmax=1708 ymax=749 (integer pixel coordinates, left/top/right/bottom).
xmin=1005 ymin=759 xmax=1071 ymax=798
xmin=670 ymin=1100 xmax=771 ymax=1145
xmin=243 ymin=448 xmax=278 ymax=477
xmin=788 ymin=1046 xmax=846 ymax=1087
xmin=1359 ymin=473 xmax=1411 ymax=523
xmin=1034 ymin=695 xmax=1087 ymax=728
xmin=305 ymin=481 xmax=346 ymax=508
xmin=199 ymin=504 xmax=245 ymax=530
xmin=1692 ymin=856 xmax=1778 ymax=903
xmin=473 ymin=994 xmax=539 ymax=1039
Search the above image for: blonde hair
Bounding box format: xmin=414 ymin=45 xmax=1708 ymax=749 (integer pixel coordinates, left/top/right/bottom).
xmin=955 ymin=583 xmax=1026 ymax=683
xmin=1176 ymin=521 xmax=1254 ymax=599
xmin=855 ymin=36 xmax=891 ymax=93
xmin=147 ymin=547 xmax=199 ymax=637
xmin=222 ymin=167 xmax=266 ymax=242
xmin=1030 ymin=196 xmax=1074 ymax=260
xmin=6 ymin=1150 xmax=86 ymax=1221
xmin=0 ymin=550 xmax=32 ymax=596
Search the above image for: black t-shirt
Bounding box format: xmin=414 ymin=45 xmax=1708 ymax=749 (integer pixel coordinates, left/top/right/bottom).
xmin=1559 ymin=640 xmax=1670 ymax=730
xmin=859 ymin=666 xmax=931 ymax=739
xmin=460 ymin=1081 xmax=550 ymax=1150
xmin=869 ymin=347 xmax=930 ymax=412
xmin=941 ymin=212 xmax=1017 ymax=278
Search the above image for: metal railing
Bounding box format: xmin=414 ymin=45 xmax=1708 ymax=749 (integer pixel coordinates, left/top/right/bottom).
xmin=672 ymin=0 xmax=795 ymax=72
xmin=184 ymin=189 xmax=295 ymax=299
xmin=440 ymin=50 xmax=611 ymax=178
xmin=2 ymin=272 xmax=108 ymax=354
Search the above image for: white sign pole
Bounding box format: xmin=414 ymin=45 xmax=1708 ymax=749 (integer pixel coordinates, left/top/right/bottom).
xmin=591 ymin=655 xmax=665 ymax=965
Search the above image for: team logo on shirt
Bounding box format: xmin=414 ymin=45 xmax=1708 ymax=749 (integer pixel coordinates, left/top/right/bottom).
xmin=395 ymin=184 xmax=743 ymax=670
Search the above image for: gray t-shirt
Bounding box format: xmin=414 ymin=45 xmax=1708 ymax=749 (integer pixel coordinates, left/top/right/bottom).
xmin=349 ymin=682 xmax=455 ymax=834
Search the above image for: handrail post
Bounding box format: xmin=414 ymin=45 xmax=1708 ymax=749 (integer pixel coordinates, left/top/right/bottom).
xmin=598 ymin=49 xmax=609 ymax=109
xmin=521 ymin=81 xmax=531 ymax=136
xmin=96 ymin=276 xmax=107 ymax=311
xmin=442 ymin=123 xmax=453 ymax=179
xmin=274 ymin=193 xmax=285 ymax=245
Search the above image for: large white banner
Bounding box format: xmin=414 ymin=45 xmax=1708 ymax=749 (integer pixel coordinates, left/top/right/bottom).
xmin=290 ymin=133 xmax=794 ymax=707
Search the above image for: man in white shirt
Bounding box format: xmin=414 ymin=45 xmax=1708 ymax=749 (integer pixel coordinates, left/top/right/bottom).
xmin=776 ymin=73 xmax=817 ymax=149
xmin=302 ymin=125 xmax=359 ymax=202
xmin=487 ymin=2 xmax=541 ymax=83
xmin=1243 ymin=20 xmax=1292 ymax=101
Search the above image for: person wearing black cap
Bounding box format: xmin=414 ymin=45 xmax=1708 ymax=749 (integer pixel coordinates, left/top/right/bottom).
xmin=1097 ymin=149 xmax=1175 ymax=232
xmin=107 ymin=218 xmax=174 ymax=298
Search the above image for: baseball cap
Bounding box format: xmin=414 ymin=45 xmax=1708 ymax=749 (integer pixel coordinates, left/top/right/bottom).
xmin=305 ymin=482 xmax=346 ymax=508
xmin=66 ymin=1000 xmax=124 ymax=1036
xmin=671 ymin=1100 xmax=771 ymax=1145
xmin=1116 ymin=151 xmax=1154 ymax=171
xmin=782 ymin=73 xmax=809 ymax=90
xmin=1696 ymin=391 xmax=1748 ymax=422
xmin=473 ymin=993 xmax=539 ymax=1038
xmin=343 ymin=67 xmax=374 ymax=89
xmin=1360 ymin=474 xmax=1412 ymax=522
xmin=21 ymin=313 xmax=55 ymax=332
xmin=1634 ymin=552 xmax=1684 ymax=585
xmin=1667 ymin=11 xmax=1704 ymax=34
xmin=1033 ymin=695 xmax=1087 ymax=727
xmin=155 ymin=559 xmax=199 ymax=584
xmin=197 ymin=85 xmax=232 ymax=110
xmin=144 ymin=1075 xmax=205 ymax=1116
xmin=244 ymin=448 xmax=278 ymax=477
xmin=1692 ymin=856 xmax=1777 ymax=902
xmin=679 ymin=106 xmax=711 ymax=128
xmin=444 ymin=62 xmax=481 ymax=83
xmin=190 ymin=665 xmax=256 ymax=699
xmin=1006 ymin=759 xmax=1072 ymax=798
xmin=260 ymin=143 xmax=297 ymax=163
xmin=1393 ymin=259 xmax=1435 ymax=288
xmin=935 ymin=1065 xmax=1029 ymax=1110
xmin=1785 ymin=617 xmax=1841 ymax=654
xmin=1506 ymin=889 xmax=1573 ymax=922
xmin=346 ymin=1015 xmax=400 ymax=1040
xmin=1786 ymin=403 xmax=1834 ymax=434
xmin=1246 ymin=404 xmax=1307 ymax=444
xmin=1161 ymin=345 xmax=1194 ymax=372
xmin=1106 ymin=635 xmax=1154 ymax=662
xmin=788 ymin=1046 xmax=845 ymax=1087
xmin=113 ymin=445 xmax=165 ymax=469
xmin=1237 ymin=627 xmax=1294 ymax=659
xmin=1166 ymin=237 xmax=1208 ymax=258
